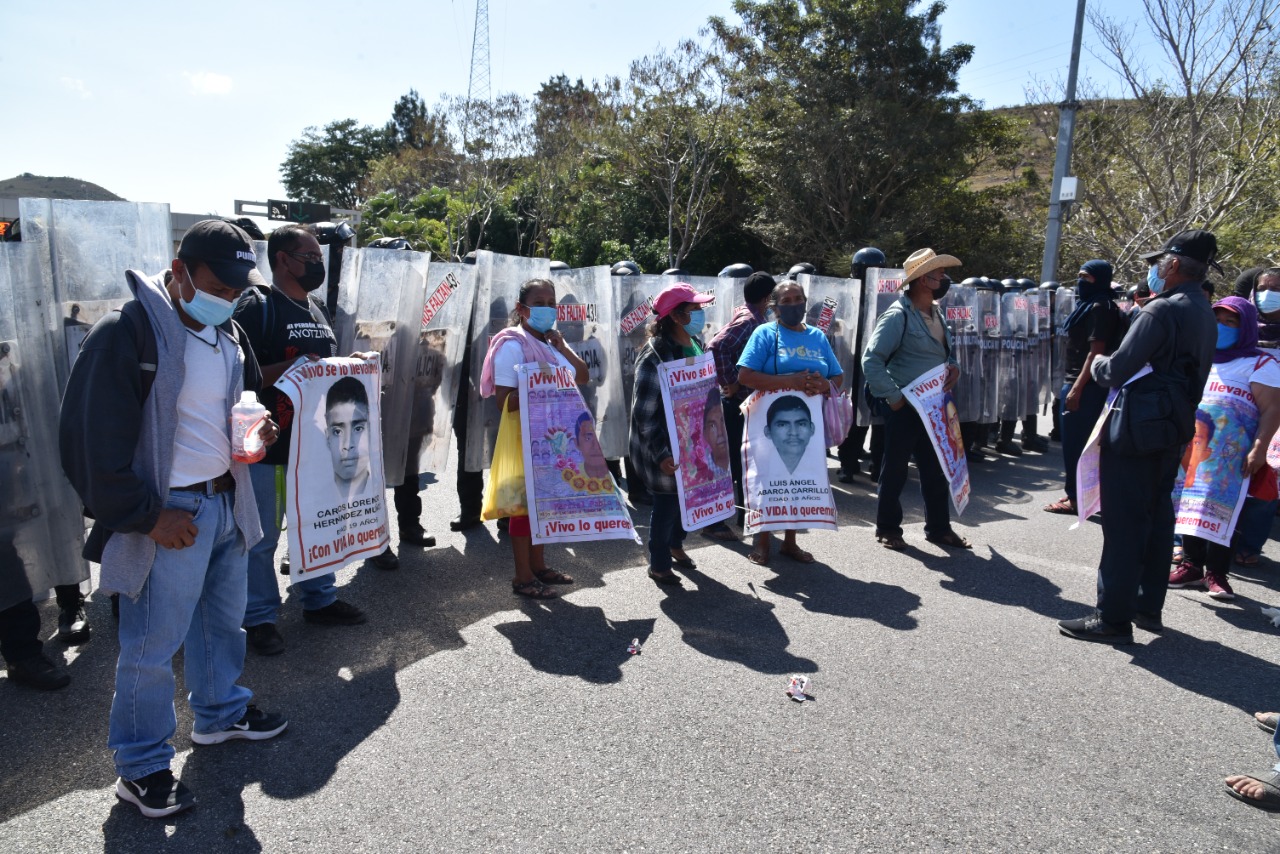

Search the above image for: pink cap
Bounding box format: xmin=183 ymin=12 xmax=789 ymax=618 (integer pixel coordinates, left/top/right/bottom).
xmin=652 ymin=283 xmax=714 ymax=319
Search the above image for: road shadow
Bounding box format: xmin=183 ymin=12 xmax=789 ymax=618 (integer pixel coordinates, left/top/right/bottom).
xmin=914 ymin=546 xmax=1082 ymax=620
xmin=494 ymin=600 xmax=656 ymax=684
xmin=1126 ymin=630 xmax=1280 ymax=713
xmin=762 ymin=560 xmax=921 ymax=630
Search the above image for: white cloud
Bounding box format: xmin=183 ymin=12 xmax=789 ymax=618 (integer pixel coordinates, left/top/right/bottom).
xmin=182 ymin=71 xmax=233 ymax=96
xmin=60 ymin=77 xmax=91 ymax=99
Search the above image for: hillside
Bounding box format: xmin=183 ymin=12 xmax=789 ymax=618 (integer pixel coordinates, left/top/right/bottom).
xmin=0 ymin=173 xmax=124 ymax=201
xmin=968 ymin=104 xmax=1057 ymax=192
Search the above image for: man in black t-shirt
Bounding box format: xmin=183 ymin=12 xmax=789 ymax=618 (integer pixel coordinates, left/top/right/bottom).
xmin=233 ymin=225 xmax=368 ymax=656
xmin=1044 ymin=259 xmax=1122 ymax=515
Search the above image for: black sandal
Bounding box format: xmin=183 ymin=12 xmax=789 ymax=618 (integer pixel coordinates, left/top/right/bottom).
xmin=512 ymin=579 xmax=560 ymax=599
xmin=533 ymin=568 xmax=574 ymax=585
xmin=648 ymin=569 xmax=682 ymax=585
xmin=926 ymin=531 xmax=973 ymax=550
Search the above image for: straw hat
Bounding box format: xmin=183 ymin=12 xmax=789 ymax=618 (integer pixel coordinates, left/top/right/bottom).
xmin=902 ymin=248 xmax=961 ymax=286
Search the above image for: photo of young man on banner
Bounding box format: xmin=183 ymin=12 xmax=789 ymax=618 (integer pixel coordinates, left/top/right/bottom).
xmin=518 ymin=362 xmax=640 ymax=546
xmin=900 ymin=364 xmax=972 ymax=515
xmin=741 ymin=389 xmax=837 ymax=536
xmin=278 ymin=356 xmax=389 ymax=581
xmin=658 ymin=353 xmax=736 ymax=530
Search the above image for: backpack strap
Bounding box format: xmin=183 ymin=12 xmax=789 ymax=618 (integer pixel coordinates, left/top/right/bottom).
xmin=118 ymin=300 xmax=157 ymax=403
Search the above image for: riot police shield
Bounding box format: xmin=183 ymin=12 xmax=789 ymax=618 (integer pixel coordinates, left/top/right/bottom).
xmin=407 ymin=261 xmax=477 ymax=478
xmin=464 ymin=252 xmax=551 ymax=472
xmin=551 ymin=265 xmax=626 ymax=459
xmin=1051 ymin=287 xmax=1075 ymax=394
xmin=975 ymin=287 xmax=1003 ymax=424
xmin=939 ymin=283 xmax=983 ymax=424
xmin=615 ymin=274 xmax=672 ymax=420
xmin=1031 ymin=289 xmax=1053 ymax=412
xmin=998 ymin=290 xmax=1029 ymax=420
xmin=338 ymin=247 xmax=430 ymax=486
xmin=858 ymin=267 xmax=906 ymax=425
xmin=798 ymin=274 xmax=861 ymax=387
xmin=0 ymin=237 xmax=90 ymax=609
xmin=685 ymin=275 xmax=736 ymax=344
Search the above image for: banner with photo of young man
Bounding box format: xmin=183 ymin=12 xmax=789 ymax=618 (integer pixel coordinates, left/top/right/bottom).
xmin=516 ymin=362 xmax=641 ymax=545
xmin=278 ymin=356 xmax=390 ymax=582
xmin=1173 ymin=381 xmax=1258 ymax=546
xmin=741 ymin=389 xmax=837 ymax=535
xmin=658 ymin=352 xmax=736 ymax=530
xmin=900 ymin=364 xmax=971 ymax=515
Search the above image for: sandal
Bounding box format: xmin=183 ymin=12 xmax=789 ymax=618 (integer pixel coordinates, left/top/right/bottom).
xmin=926 ymin=531 xmax=973 ymax=550
xmin=747 ymin=550 xmax=771 ymax=566
xmin=1257 ymin=712 xmax=1279 ymax=734
xmin=779 ymin=545 xmax=815 ymax=564
xmin=1224 ymin=770 xmax=1280 ymax=812
xmin=533 ymin=568 xmax=574 ymax=585
xmin=701 ymin=525 xmax=738 ymax=542
xmin=648 ymin=569 xmax=682 ymax=585
xmin=877 ymin=534 xmax=907 ymax=551
xmin=1235 ymin=551 xmax=1260 ymax=567
xmin=670 ymin=553 xmax=696 ymax=570
xmin=1043 ymin=497 xmax=1076 ymax=515
xmin=512 ymin=579 xmax=560 ymax=599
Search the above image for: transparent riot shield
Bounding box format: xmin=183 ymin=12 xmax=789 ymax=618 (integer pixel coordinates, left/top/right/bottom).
xmin=407 ymin=261 xmax=477 ymax=478
xmin=1051 ymin=288 xmax=1075 ymax=393
xmin=464 ymin=252 xmax=552 ymax=472
xmin=0 ymin=239 xmax=89 ymax=609
xmin=551 ymin=265 xmax=627 ymax=459
xmin=1023 ymin=289 xmax=1043 ymax=417
xmin=998 ymin=291 xmax=1028 ymax=421
xmin=690 ymin=274 xmax=741 ymax=344
xmin=339 ymin=247 xmax=430 ymax=486
xmin=975 ymin=288 xmax=1002 ymax=423
xmin=615 ymin=274 xmax=675 ymax=427
xmin=939 ymin=283 xmax=982 ymax=424
xmin=858 ymin=268 xmax=906 ymax=425
xmin=18 ymin=199 xmax=171 ymax=388
xmin=1032 ymin=289 xmax=1053 ymax=412
xmin=798 ymin=274 xmax=861 ymax=387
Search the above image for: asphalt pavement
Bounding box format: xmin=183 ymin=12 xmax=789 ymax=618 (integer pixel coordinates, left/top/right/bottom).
xmin=2 ymin=439 xmax=1278 ymax=852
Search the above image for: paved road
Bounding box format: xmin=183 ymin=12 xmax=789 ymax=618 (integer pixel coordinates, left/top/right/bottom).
xmin=2 ymin=443 xmax=1278 ymax=852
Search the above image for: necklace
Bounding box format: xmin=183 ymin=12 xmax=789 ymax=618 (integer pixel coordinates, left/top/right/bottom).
xmin=279 ymin=290 xmax=313 ymax=313
xmin=186 ymin=326 xmax=220 ymax=353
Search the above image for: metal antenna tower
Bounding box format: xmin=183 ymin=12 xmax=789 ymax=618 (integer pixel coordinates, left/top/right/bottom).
xmin=464 ymin=0 xmax=491 ymax=146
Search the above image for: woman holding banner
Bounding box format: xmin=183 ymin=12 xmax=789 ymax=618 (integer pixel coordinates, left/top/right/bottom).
xmin=1168 ymin=296 xmax=1280 ymax=600
xmin=736 ymin=280 xmax=843 ymax=566
xmin=480 ymin=278 xmax=589 ymax=599
xmin=629 ymin=284 xmax=716 ymax=585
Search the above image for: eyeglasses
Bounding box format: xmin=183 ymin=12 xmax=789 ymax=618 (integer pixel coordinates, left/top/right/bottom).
xmin=286 ymin=251 xmax=324 ymax=264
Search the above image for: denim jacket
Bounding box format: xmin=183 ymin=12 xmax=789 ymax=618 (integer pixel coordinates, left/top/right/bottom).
xmin=862 ymin=295 xmax=957 ymax=406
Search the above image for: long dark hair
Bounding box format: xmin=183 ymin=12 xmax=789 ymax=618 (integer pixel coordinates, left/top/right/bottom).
xmin=508 ymin=277 xmax=556 ymax=327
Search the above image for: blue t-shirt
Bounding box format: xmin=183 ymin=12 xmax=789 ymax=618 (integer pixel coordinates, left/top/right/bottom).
xmin=737 ymin=321 xmax=842 ymax=378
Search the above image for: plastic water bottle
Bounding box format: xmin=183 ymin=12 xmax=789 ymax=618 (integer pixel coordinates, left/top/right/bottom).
xmin=231 ymin=391 xmax=269 ymax=464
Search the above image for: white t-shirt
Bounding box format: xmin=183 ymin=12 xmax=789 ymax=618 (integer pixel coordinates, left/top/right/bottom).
xmin=1213 ymin=353 xmax=1280 ymax=396
xmin=492 ymin=338 xmax=575 ymax=388
xmin=169 ymin=327 xmax=233 ymax=487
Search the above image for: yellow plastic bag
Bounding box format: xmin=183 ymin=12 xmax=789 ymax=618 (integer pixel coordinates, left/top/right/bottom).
xmin=481 ymin=396 xmax=528 ymax=520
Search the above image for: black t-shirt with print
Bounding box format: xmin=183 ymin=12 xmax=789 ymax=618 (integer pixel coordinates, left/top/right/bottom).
xmin=233 ymin=287 xmax=338 ymax=465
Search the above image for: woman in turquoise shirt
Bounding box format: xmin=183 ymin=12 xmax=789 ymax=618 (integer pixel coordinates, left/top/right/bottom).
xmin=737 ymin=280 xmax=843 ymax=565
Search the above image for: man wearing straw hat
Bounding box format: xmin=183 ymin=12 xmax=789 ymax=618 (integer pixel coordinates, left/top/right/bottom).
xmin=862 ymin=248 xmax=972 ymax=552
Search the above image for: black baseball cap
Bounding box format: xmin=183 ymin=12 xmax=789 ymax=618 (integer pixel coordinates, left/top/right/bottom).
xmin=177 ymin=219 xmax=267 ymax=290
xmin=1139 ymin=229 xmax=1223 ymax=274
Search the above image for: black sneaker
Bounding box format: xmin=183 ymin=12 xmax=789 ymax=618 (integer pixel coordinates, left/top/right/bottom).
xmin=1057 ymin=614 xmax=1133 ymax=645
xmin=1132 ymin=611 xmax=1164 ymax=633
xmin=191 ymin=704 xmax=288 ymax=745
xmin=995 ymin=440 xmax=1023 ymax=457
xmin=6 ymin=653 xmax=70 ymax=690
xmin=57 ymin=603 xmax=90 ymax=644
xmin=369 ymin=546 xmax=400 ymax=570
xmin=245 ymin=623 xmax=285 ymax=656
xmin=115 ymin=769 xmax=195 ymax=818
xmin=449 ymin=516 xmax=482 ymax=532
xmin=303 ymin=599 xmax=366 ymax=625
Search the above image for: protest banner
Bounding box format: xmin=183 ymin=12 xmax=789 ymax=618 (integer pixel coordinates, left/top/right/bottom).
xmin=517 ymin=362 xmax=640 ymax=545
xmin=900 ymin=364 xmax=971 ymax=515
xmin=657 ymin=352 xmax=736 ymax=530
xmin=1173 ymin=368 xmax=1260 ymax=546
xmin=1073 ymin=366 xmax=1152 ymax=527
xmin=741 ymin=389 xmax=837 ymax=535
xmin=278 ymin=356 xmax=390 ymax=582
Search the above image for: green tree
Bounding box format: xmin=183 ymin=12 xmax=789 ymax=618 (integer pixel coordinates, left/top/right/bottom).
xmin=280 ymin=119 xmax=392 ymax=210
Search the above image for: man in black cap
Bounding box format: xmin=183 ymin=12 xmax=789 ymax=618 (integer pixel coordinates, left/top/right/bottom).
xmin=1058 ymin=229 xmax=1218 ymax=644
xmin=61 ymin=219 xmax=288 ymax=817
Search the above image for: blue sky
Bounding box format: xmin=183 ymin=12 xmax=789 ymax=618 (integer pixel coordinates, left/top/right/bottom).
xmin=2 ymin=0 xmax=1157 ymax=219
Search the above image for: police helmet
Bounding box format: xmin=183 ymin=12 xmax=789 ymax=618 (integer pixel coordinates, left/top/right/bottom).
xmin=718 ymin=263 xmax=753 ymax=278
xmin=611 ymin=260 xmax=641 ymax=276
xmin=850 ymin=247 xmax=887 ymax=279
xmin=788 ymin=262 xmax=816 ymax=278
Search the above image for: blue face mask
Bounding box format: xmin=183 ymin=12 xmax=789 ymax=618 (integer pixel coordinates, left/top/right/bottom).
xmin=1146 ymin=263 xmax=1167 ymax=296
xmin=525 ymin=305 xmax=557 ymax=333
xmin=180 ymin=272 xmax=236 ymax=328
xmin=1216 ymin=324 xmax=1240 ymax=350
xmin=683 ymin=309 xmax=705 ymax=336
xmin=1256 ymin=290 xmax=1280 ymax=315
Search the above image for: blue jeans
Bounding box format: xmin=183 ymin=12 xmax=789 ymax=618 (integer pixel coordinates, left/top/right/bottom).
xmin=647 ymin=493 xmax=687 ymax=573
xmin=1059 ymin=381 xmax=1107 ymax=504
xmin=1234 ymin=496 xmax=1278 ymax=556
xmin=109 ymin=489 xmax=253 ymax=780
xmin=244 ymin=463 xmax=336 ymax=626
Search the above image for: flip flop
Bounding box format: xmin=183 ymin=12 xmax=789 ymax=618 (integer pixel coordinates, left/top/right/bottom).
xmin=1257 ymin=712 xmax=1279 ymax=734
xmin=1235 ymin=551 xmax=1260 ymax=567
xmin=779 ymin=546 xmax=815 ymax=564
xmin=701 ymin=525 xmax=738 ymax=542
xmin=670 ymin=555 xmax=696 ymax=570
xmin=926 ymin=531 xmax=973 ymax=550
xmin=1043 ymin=497 xmax=1076 ymax=514
xmin=648 ymin=569 xmax=682 ymax=585
xmin=747 ymin=551 xmax=771 ymax=566
xmin=512 ymin=579 xmax=560 ymax=599
xmin=877 ymin=535 xmax=907 ymax=551
xmin=533 ymin=568 xmax=574 ymax=585
xmin=1224 ymin=771 xmax=1280 ymax=812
